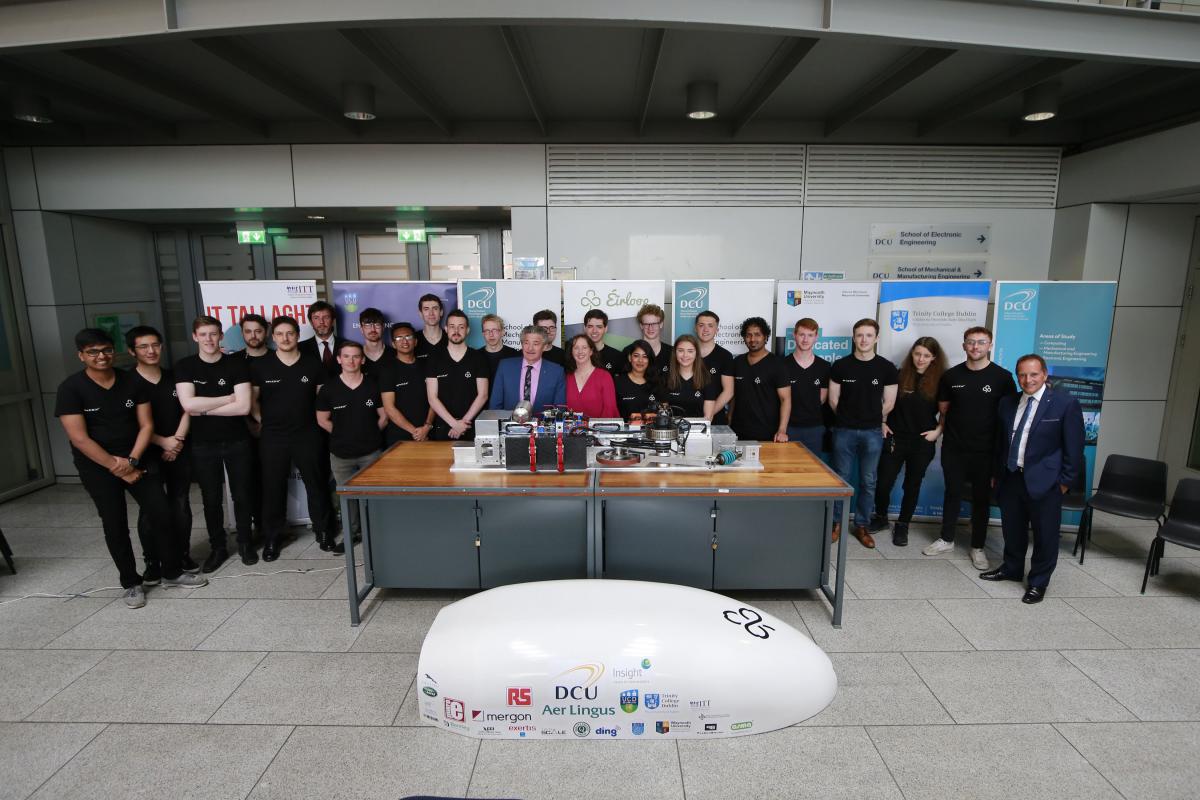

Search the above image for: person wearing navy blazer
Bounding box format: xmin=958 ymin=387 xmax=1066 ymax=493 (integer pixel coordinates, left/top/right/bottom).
xmin=981 ymin=353 xmax=1085 ymax=603
xmin=489 ymin=326 xmax=567 ymax=414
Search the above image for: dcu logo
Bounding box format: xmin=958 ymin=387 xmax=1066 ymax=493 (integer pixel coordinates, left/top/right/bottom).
xmin=676 ymin=286 xmax=709 ymax=311
xmin=890 ymin=310 xmax=909 ymax=332
xmin=1003 ymin=289 xmax=1037 ymax=312
xmin=620 ymin=690 xmax=638 ymax=713
xmin=786 ymin=290 xmax=802 ymax=307
xmin=465 ymin=285 xmax=497 ymax=311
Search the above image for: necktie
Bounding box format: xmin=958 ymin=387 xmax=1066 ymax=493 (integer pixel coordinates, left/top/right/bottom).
xmin=1007 ymin=395 xmax=1035 ymax=471
xmin=523 ymin=365 xmax=533 ymax=402
xmin=322 ymin=340 xmax=333 ymax=370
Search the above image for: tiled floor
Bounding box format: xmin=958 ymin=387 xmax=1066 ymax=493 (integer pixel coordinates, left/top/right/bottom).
xmin=2 ymin=484 xmax=1199 ymax=799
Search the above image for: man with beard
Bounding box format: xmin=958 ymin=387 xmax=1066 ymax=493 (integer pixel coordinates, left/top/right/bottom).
xmin=425 ymin=310 xmax=489 ymax=441
xmin=381 ymin=322 xmax=435 ymax=444
xmin=299 ymin=300 xmax=347 ymax=379
xmin=728 ymin=317 xmax=790 ymax=444
xmin=235 ymin=314 xmax=270 ymax=360
xmin=357 ymin=306 xmax=393 ymax=378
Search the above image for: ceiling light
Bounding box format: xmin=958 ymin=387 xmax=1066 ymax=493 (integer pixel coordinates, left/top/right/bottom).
xmin=1022 ymin=81 xmax=1060 ymax=122
xmin=12 ymin=94 xmax=52 ymax=124
xmin=342 ymin=82 xmax=376 ymax=121
xmin=686 ymin=81 xmax=718 ymax=120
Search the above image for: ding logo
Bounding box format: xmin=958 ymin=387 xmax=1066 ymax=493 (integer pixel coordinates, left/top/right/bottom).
xmin=1003 ymin=289 xmax=1037 ymax=312
xmin=676 ymin=286 xmax=709 ymax=311
xmin=465 ymin=286 xmax=496 ymax=311
xmin=723 ymin=607 xmax=776 ymax=640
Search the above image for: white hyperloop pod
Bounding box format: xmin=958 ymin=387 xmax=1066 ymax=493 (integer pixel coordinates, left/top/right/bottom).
xmin=416 ymin=579 xmax=837 ymax=740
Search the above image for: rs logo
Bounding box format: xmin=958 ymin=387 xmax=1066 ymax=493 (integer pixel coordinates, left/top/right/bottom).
xmin=723 ymin=607 xmax=776 ymax=639
xmin=507 ymin=687 xmax=531 ymax=706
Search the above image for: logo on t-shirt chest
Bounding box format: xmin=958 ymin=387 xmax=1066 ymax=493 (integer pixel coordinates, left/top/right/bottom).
xmin=124 ymin=399 xmax=134 ymax=408
xmin=982 ymin=385 xmax=992 ymax=393
xmin=300 ymin=376 xmax=310 ymax=384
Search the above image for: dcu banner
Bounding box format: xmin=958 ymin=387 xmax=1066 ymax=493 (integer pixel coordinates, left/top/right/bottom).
xmin=671 ymin=280 xmax=776 ymax=356
xmin=992 ymin=281 xmax=1118 ymax=516
xmin=458 ymin=280 xmax=563 ymax=349
xmin=330 ymin=281 xmax=458 ymax=343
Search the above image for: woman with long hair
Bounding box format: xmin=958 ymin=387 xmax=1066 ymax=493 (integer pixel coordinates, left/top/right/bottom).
xmin=614 ymin=339 xmax=658 ymax=420
xmin=661 ymin=334 xmax=719 ymax=419
xmin=565 ymin=333 xmax=618 ymax=418
xmin=869 ymin=336 xmax=947 ymax=546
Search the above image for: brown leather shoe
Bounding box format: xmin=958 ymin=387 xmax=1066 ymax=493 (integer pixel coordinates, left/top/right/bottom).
xmin=853 ymin=525 xmax=876 ymax=549
xmin=831 ymin=521 xmax=841 ymax=543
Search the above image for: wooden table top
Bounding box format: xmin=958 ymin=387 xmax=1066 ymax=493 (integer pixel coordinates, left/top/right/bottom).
xmin=597 ymin=443 xmax=851 ymax=495
xmin=343 ymin=441 xmax=849 ymax=497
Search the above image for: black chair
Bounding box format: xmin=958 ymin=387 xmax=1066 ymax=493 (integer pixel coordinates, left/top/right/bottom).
xmin=1079 ymin=454 xmax=1168 ymax=565
xmin=1142 ymin=478 xmax=1200 ymax=593
xmin=0 ymin=526 xmax=14 ymax=574
xmin=1062 ymin=467 xmax=1090 ymax=562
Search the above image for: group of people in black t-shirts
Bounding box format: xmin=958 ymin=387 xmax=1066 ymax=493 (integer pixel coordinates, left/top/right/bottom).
xmin=55 ymin=291 xmax=1081 ymax=608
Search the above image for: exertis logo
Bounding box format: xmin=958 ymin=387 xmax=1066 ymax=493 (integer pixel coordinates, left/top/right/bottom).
xmin=507 ymin=687 xmax=531 ymax=706
xmin=555 ymin=663 xmax=605 ymax=700
xmin=620 ymin=690 xmax=639 ymax=713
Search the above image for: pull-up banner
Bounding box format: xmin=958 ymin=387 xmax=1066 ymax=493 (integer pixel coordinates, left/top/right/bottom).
xmin=773 ymin=282 xmax=880 ymax=358
xmin=458 ymin=280 xmax=562 ymax=349
xmin=671 ymin=280 xmax=776 ymax=355
xmin=330 ymin=281 xmax=458 ymax=344
xmin=562 ymin=280 xmax=666 ymax=350
xmin=198 ymin=280 xmax=317 ymax=351
xmin=992 ymin=281 xmax=1118 ymax=511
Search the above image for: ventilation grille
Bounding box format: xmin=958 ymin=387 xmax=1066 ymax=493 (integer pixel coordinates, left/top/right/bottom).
xmin=547 ymin=145 xmax=805 ymax=206
xmin=804 ymin=146 xmax=1060 ymax=208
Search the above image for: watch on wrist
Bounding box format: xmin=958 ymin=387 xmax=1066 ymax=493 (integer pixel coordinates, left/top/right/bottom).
xmin=127 ymin=456 xmax=140 ymax=468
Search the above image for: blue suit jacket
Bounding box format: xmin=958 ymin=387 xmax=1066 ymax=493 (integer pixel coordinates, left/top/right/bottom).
xmin=995 ymin=386 xmax=1085 ymax=501
xmin=489 ymin=358 xmax=566 ymax=413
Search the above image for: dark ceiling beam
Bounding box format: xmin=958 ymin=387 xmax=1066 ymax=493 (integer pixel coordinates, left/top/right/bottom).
xmin=1075 ymin=72 xmax=1200 ymax=152
xmin=499 ymin=25 xmax=546 ymax=136
xmin=916 ymin=57 xmax=1082 ymax=137
xmin=191 ymin=36 xmax=360 ymax=134
xmin=1057 ymin=66 xmax=1196 ymax=121
xmin=824 ymin=47 xmax=955 ymax=137
xmin=64 ymin=47 xmax=268 ymax=137
xmin=338 ymin=28 xmax=452 ymax=136
xmin=633 ymin=28 xmax=665 ymax=136
xmin=0 ymin=58 xmax=176 ymax=137
xmin=729 ymin=36 xmax=819 ymax=136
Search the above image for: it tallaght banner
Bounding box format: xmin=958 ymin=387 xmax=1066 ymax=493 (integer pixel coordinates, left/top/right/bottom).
xmin=199 ymin=280 xmax=318 ymax=351
xmin=459 ymin=280 xmax=563 ymax=348
xmin=671 ymin=280 xmax=775 ymax=355
xmin=562 ymin=281 xmax=665 ymax=348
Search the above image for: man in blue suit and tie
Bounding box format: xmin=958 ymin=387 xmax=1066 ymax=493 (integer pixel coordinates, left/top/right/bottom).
xmin=489 ymin=325 xmax=566 ymax=413
xmin=981 ymin=353 xmax=1085 ymax=604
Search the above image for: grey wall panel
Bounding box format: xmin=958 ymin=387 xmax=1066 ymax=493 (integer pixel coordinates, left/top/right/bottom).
xmin=73 ymin=216 xmax=158 ymax=304
xmin=1060 ymin=121 xmax=1200 ymax=207
xmin=14 ymin=211 xmax=80 ymax=306
xmin=33 ymin=146 xmax=296 ymax=210
xmin=42 ymin=392 xmax=75 ymax=479
xmin=1082 ymin=204 xmax=1127 ymax=283
xmin=1115 ymin=204 xmax=1196 ymax=307
xmin=1048 ymin=204 xmax=1089 ymax=281
xmin=511 ymin=206 xmax=548 ymax=261
xmin=291 ymin=144 xmax=547 ymax=207
xmin=1095 ymin=400 xmax=1166 ymax=470
xmin=29 ymin=303 xmax=85 ymax=393
xmin=3 ymin=147 xmax=39 ymax=210
xmin=1103 ymin=306 xmax=1181 ymax=402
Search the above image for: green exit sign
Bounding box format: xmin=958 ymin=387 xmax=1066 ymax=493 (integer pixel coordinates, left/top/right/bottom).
xmin=237 ymin=230 xmax=267 ymax=245
xmin=397 ymin=228 xmax=426 ymax=243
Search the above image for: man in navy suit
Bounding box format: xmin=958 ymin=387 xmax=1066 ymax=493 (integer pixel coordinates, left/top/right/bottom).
xmin=489 ymin=325 xmax=566 ymax=413
xmin=298 ymin=300 xmax=349 ymax=379
xmin=981 ymin=353 xmax=1085 ymax=603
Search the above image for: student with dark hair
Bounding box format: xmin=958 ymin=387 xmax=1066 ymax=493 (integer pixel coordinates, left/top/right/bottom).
xmin=661 ymin=334 xmax=718 ymax=419
xmin=583 ymin=309 xmax=627 ymax=376
xmin=176 ymin=315 xmax=256 ymax=571
xmin=317 ymin=340 xmax=386 ymax=540
xmin=358 ymin=307 xmax=393 ymax=377
xmin=299 ymin=300 xmax=346 ymax=379
xmin=869 ymin=337 xmax=947 ymax=546
xmin=533 ymin=309 xmax=566 ymax=367
xmin=236 ymin=314 xmax=270 ymax=360
xmin=426 ymin=309 xmax=489 ymax=440
xmin=57 ymin=328 xmax=207 ymax=608
xmin=694 ymin=310 xmax=734 ymax=423
xmin=415 ymin=294 xmax=447 ymax=360
xmin=381 ymin=322 xmax=434 ymax=443
xmin=613 ymin=339 xmax=659 ymax=420
xmin=125 ymin=324 xmax=198 ymax=578
xmin=728 ymin=317 xmax=790 ymax=443
xmin=251 ymin=315 xmax=339 ymax=559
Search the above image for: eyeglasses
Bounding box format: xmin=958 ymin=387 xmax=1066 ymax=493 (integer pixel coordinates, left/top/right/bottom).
xmin=393 ymin=335 xmax=415 ymax=342
xmin=83 ymin=347 xmax=115 ymax=357
xmin=361 ymin=322 xmax=384 ymax=329
xmin=640 ymin=321 xmax=663 ymax=328
xmin=133 ymin=343 xmax=162 ymax=351
xmin=964 ymin=339 xmax=991 ymax=346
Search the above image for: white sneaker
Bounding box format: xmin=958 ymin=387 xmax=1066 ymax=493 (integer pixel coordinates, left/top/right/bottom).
xmin=970 ymin=548 xmax=990 ymax=570
xmin=922 ymin=539 xmax=955 ymax=556
xmin=162 ymin=573 xmax=208 ymax=588
xmin=123 ymin=585 xmax=146 ymax=609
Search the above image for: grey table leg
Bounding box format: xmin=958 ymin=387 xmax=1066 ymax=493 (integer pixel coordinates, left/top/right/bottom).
xmin=344 ymin=496 xmax=374 ymax=626
xmin=832 ymin=498 xmax=849 ymax=627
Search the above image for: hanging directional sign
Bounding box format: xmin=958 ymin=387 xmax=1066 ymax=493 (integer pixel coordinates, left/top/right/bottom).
xmin=869 ymin=259 xmax=987 ymax=281
xmin=869 ymin=224 xmax=991 ymax=255
xmin=236 ymin=229 xmax=267 ymax=245
xmin=397 ymin=228 xmax=427 ymax=243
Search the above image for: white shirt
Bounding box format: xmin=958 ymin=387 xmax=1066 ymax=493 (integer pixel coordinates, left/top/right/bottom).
xmin=1011 ymin=384 xmax=1046 ymax=468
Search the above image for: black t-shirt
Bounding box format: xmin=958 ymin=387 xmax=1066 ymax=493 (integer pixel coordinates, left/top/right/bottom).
xmin=661 ymin=375 xmax=720 ymax=418
xmin=622 ymin=341 xmax=672 ymax=379
xmin=316 ymin=375 xmax=383 ymax=458
xmin=701 ymin=344 xmax=734 ymax=380
xmin=55 ymin=369 xmax=148 ymax=458
xmin=542 ymin=345 xmax=567 ymax=367
xmin=361 ymin=345 xmax=395 ymax=379
xmin=729 ymin=353 xmax=790 ymax=441
xmin=829 ymin=355 xmax=900 ymax=429
xmin=784 ymin=354 xmax=831 ymax=427
xmin=130 ymin=368 xmax=184 ymax=441
xmin=887 ymin=373 xmax=940 ymax=438
xmin=483 ymin=346 xmax=521 ymax=382
xmin=249 ymin=352 xmax=325 ymax=436
xmin=174 ymin=354 xmax=251 ymax=443
xmin=415 ymin=330 xmax=448 ymax=364
xmin=613 ymin=374 xmax=658 ymax=420
xmin=379 ymin=358 xmax=430 ymax=438
xmin=233 ymin=349 xmax=268 ymax=363
xmin=595 ymin=344 xmax=627 ymax=377
xmin=426 ymin=347 xmax=489 ymax=420
xmin=938 ymin=361 xmax=1018 ymax=452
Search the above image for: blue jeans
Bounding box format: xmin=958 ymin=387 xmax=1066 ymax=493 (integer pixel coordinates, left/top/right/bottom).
xmin=832 ymin=427 xmax=885 ymax=528
xmin=787 ymin=425 xmax=825 ymax=456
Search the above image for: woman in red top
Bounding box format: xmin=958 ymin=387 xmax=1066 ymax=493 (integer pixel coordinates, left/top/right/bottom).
xmin=565 ymin=334 xmax=618 ymax=418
